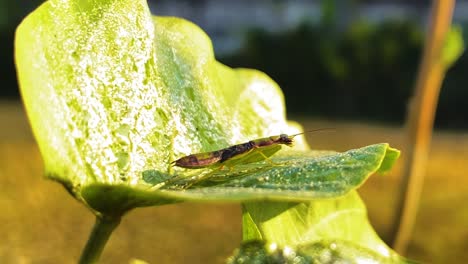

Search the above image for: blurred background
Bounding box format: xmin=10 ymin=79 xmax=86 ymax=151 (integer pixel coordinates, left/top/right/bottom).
xmin=1 ymin=0 xmax=467 ymax=263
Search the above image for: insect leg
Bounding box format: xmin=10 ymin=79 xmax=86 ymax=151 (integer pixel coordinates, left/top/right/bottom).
xmin=179 ymin=167 xmax=223 ymax=189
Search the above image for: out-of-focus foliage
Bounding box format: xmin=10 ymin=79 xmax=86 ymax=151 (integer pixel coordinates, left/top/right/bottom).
xmin=220 ymin=20 xmax=467 ymax=128
xmin=442 ymin=26 xmax=464 ymax=69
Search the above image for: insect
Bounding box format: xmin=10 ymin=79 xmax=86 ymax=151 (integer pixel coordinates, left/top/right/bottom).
xmin=172 ymin=128 xmax=331 ymax=170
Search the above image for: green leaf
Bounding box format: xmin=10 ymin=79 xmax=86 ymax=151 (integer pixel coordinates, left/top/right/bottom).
xmin=377 ymin=146 xmax=400 ymax=173
xmin=441 ymin=25 xmax=464 ymax=69
xmin=298 ymin=240 xmax=417 ymax=263
xmin=142 ymin=169 xmax=172 ymax=185
xmin=80 ymin=143 xmax=399 ymax=213
xmin=16 ymin=0 xmax=294 ymax=205
xmin=16 ymin=0 xmax=399 ymax=211
xmin=157 ymin=143 xmax=398 ymax=201
xmin=227 ymin=240 xmax=312 ymax=264
xmin=241 ymin=191 xmax=408 ymax=263
xmin=228 ymin=240 xmax=416 ymax=264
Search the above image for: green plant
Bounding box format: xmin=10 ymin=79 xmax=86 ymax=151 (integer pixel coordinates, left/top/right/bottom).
xmin=15 ymin=0 xmax=408 ymax=263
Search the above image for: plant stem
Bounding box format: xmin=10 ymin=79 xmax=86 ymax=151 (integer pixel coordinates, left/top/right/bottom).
xmin=389 ymin=0 xmax=455 ymax=254
xmin=79 ymin=214 xmax=122 ymax=264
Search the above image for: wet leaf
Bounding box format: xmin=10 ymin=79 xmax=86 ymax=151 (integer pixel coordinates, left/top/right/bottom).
xmin=227 ymin=240 xmax=311 ymax=264
xmin=141 ymin=170 xmax=171 ymax=185
xmin=298 ymin=240 xmax=416 ymax=263
xmin=228 ymin=239 xmax=415 ymax=264
xmin=16 ymin=0 xmax=296 ymax=208
xmin=157 ymin=144 xmax=399 ymax=201
xmin=16 ymin=0 xmax=400 ymax=213
xmin=80 ymin=144 xmax=399 ymax=213
xmin=241 ymin=191 xmax=411 ymax=263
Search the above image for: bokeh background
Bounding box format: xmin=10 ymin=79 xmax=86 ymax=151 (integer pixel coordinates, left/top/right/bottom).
xmin=1 ymin=0 xmax=467 ymax=263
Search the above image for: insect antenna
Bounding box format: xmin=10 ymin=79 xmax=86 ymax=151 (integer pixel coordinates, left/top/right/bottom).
xmin=289 ymin=127 xmax=335 ymax=138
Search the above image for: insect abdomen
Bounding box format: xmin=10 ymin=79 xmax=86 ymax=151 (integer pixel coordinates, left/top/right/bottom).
xmin=173 ymin=151 xmax=223 ymax=168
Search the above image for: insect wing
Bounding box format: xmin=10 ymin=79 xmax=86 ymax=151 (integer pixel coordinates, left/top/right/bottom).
xmin=221 ymin=144 xmax=282 ymax=168
xmin=247 ymin=144 xmax=283 ymax=162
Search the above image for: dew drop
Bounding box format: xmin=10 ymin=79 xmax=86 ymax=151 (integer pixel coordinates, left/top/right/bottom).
xmin=319 ymin=249 xmax=332 ymax=263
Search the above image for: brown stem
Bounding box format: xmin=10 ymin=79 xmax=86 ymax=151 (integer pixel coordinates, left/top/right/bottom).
xmin=390 ymin=0 xmax=455 ymax=254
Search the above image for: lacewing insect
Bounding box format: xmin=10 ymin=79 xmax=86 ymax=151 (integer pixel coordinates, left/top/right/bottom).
xmin=172 ymin=128 xmax=332 ymax=169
